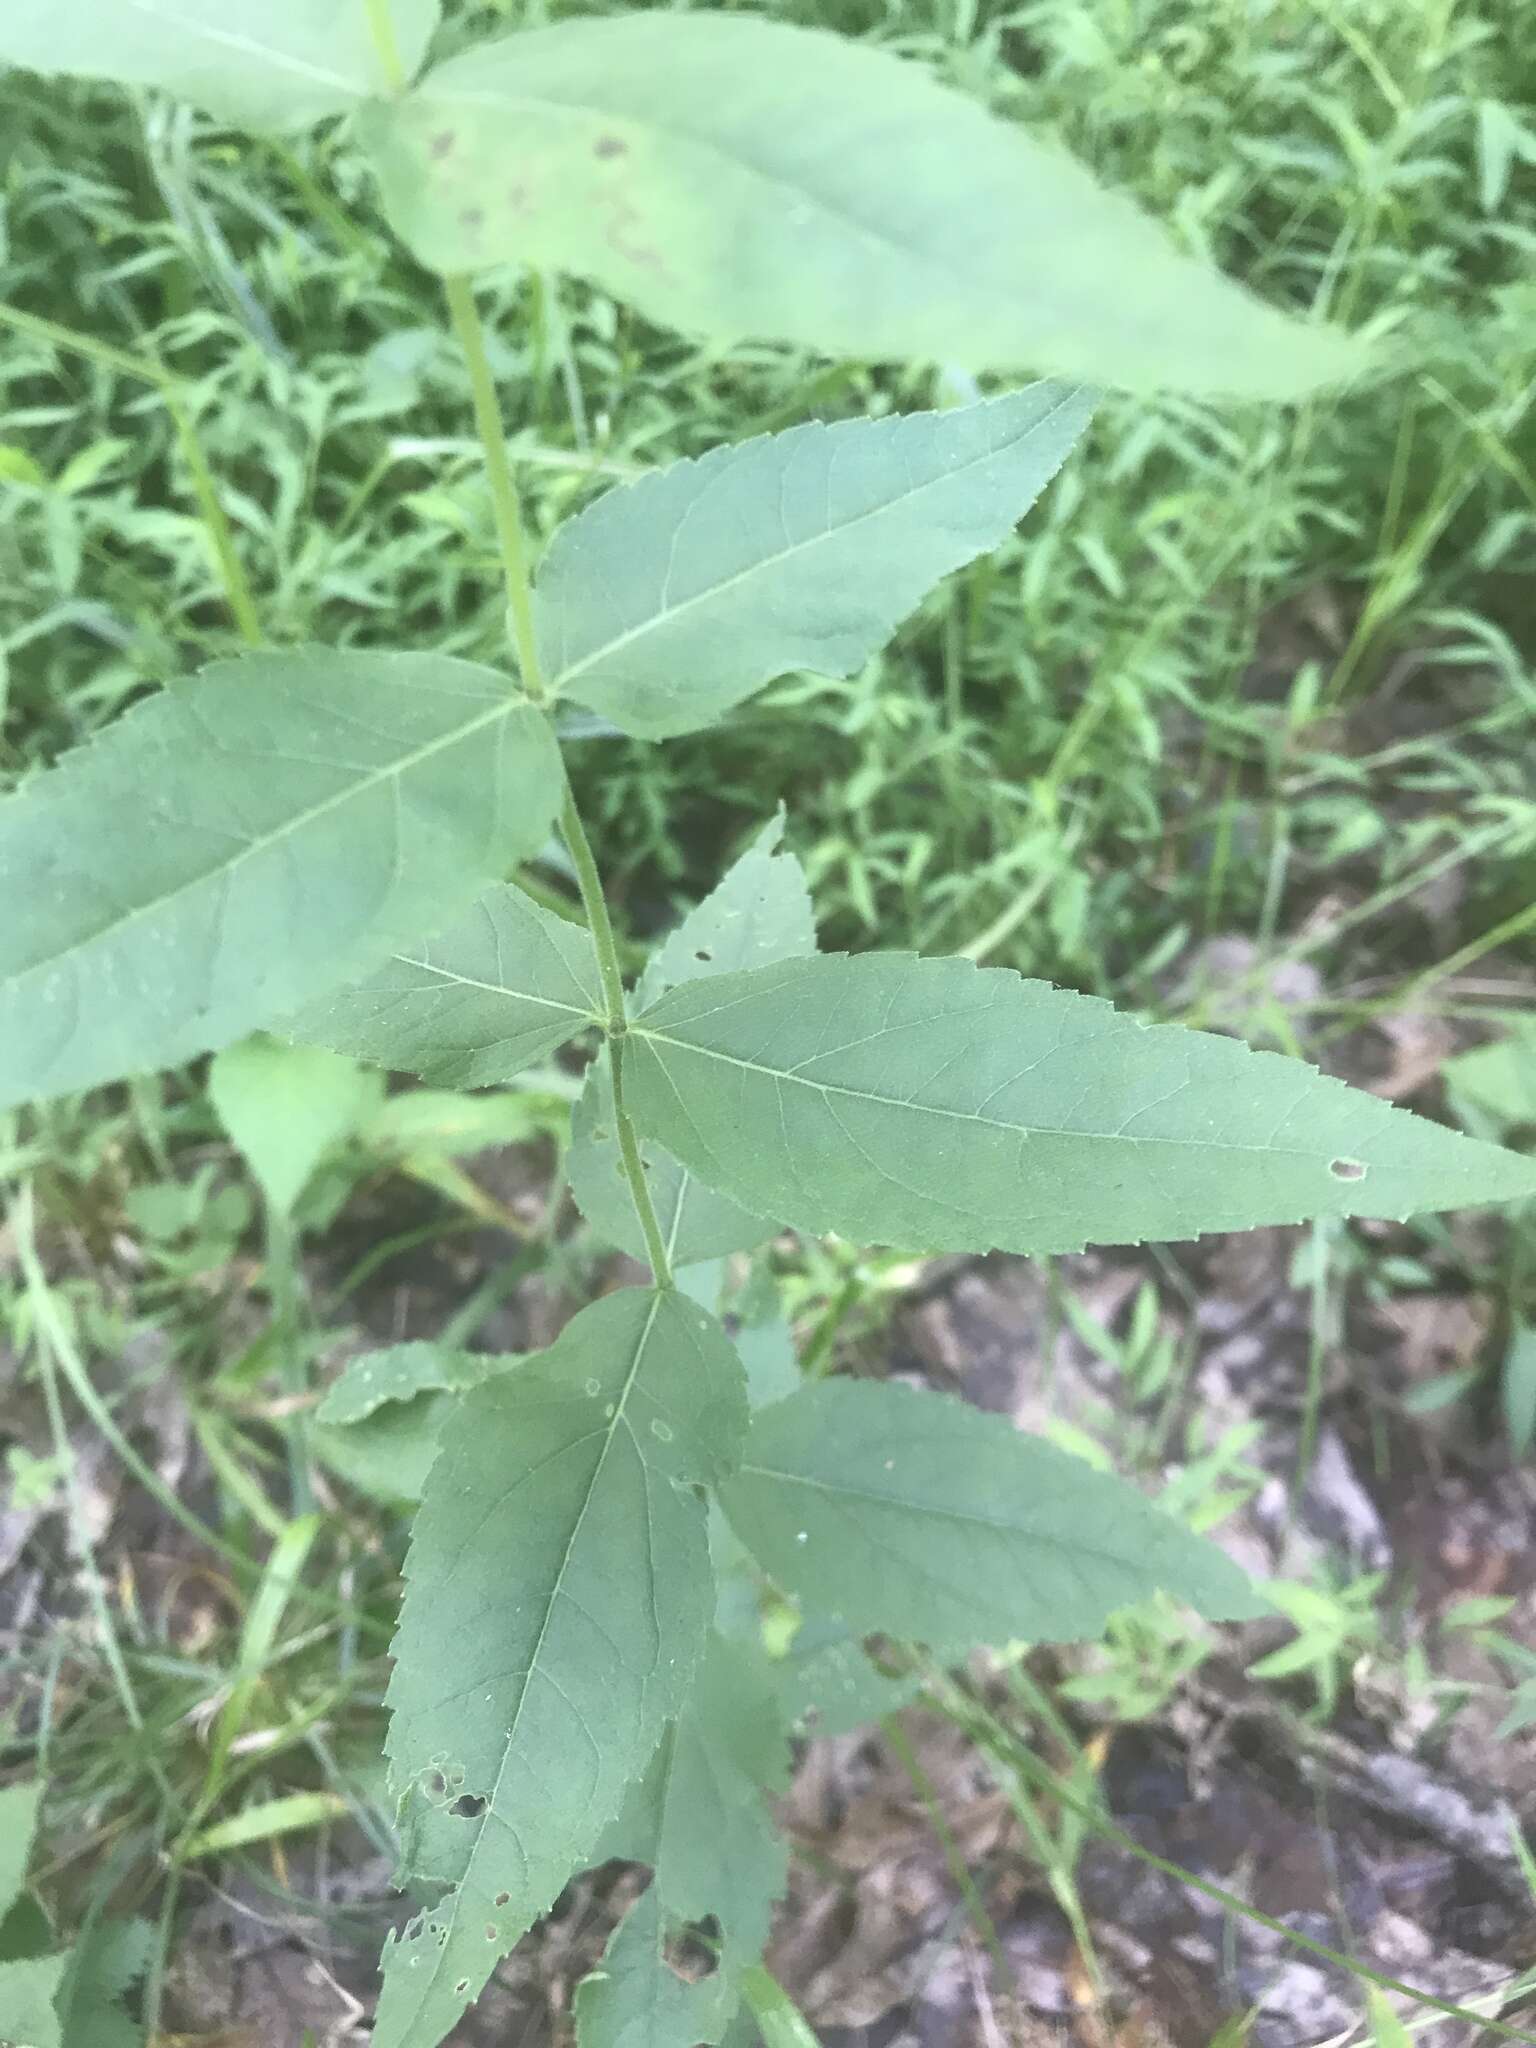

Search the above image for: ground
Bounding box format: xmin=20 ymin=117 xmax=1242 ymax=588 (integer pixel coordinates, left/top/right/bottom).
xmin=1 ymin=1 xmax=1535 ymax=2045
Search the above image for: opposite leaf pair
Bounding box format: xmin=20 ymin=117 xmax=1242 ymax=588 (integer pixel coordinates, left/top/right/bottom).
xmin=363 ymin=1288 xmax=1258 ymax=2048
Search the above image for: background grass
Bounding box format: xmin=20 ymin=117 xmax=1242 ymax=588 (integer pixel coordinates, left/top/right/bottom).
xmin=2 ymin=0 xmax=1535 ymax=2041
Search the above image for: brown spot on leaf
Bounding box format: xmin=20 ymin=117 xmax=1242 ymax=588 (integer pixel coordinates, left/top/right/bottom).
xmin=429 ymin=130 xmax=455 ymax=160
xmin=459 ymin=205 xmax=486 ymax=233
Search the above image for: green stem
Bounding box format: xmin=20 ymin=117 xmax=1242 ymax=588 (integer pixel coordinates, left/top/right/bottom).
xmin=0 ymin=301 xmax=261 ymax=645
xmin=560 ymin=781 xmax=675 ymax=1287
xmin=610 ymin=1034 xmax=674 ymax=1287
xmin=441 ymin=273 xmax=547 ymax=701
xmin=363 ymin=0 xmax=408 ymax=91
xmin=441 ymin=270 xmax=674 ymax=1286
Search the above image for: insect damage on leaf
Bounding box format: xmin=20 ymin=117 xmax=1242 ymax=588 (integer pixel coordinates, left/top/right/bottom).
xmin=370 ymin=1290 xmax=747 ymax=2048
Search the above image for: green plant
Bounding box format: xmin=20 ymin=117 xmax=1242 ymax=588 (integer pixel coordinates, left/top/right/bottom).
xmin=0 ymin=1781 xmax=150 ymax=2048
xmin=4 ymin=8 xmax=1536 ymax=2048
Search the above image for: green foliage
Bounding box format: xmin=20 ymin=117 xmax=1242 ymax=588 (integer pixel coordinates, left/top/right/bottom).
xmin=0 ymin=1956 xmax=65 ymax=2048
xmin=0 ymin=653 xmax=561 ymax=1113
xmin=536 ymin=386 xmax=1093 ymax=738
xmin=362 ymin=12 xmax=1358 ymax=397
xmin=5 ymin=8 xmax=1535 ymax=2048
xmin=373 ymin=1290 xmax=747 ymax=2048
xmin=289 ymin=883 xmax=605 ymax=1087
xmin=0 ymin=1782 xmax=148 ymax=2048
xmin=1443 ymin=1022 xmax=1536 ymax=1133
xmin=312 ymin=1343 xmax=510 ymax=1502
xmin=0 ymin=0 xmax=439 ymax=129
xmin=628 ymin=951 xmax=1536 ymax=1254
xmin=775 ymin=1618 xmax=920 ymax=1737
xmin=53 ymin=1919 xmax=154 ymax=2048
xmin=584 ymin=1637 xmax=790 ymax=2048
xmin=721 ymin=1379 xmax=1260 ymax=1647
xmin=567 ymin=818 xmax=812 ymax=1264
xmin=209 ymin=1037 xmax=374 ymax=1216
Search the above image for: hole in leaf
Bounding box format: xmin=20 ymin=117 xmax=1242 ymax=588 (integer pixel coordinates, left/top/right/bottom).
xmin=594 ymin=134 xmax=628 ymax=159
xmin=665 ymin=1915 xmax=722 ymax=1982
xmin=459 ymin=206 xmax=485 ymax=232
xmin=426 ymin=1770 xmax=447 ymax=1800
xmin=694 ymin=948 xmax=712 ymax=962
xmin=429 ymin=130 xmax=455 ymax=160
xmin=455 ymin=1979 xmax=469 ymax=1996
xmin=494 ymin=1892 xmax=510 ymax=1907
xmin=486 ymin=1924 xmax=498 ymax=1940
xmin=450 ymin=1792 xmax=487 ymax=1819
xmin=1329 ymin=1158 xmax=1367 ymax=1181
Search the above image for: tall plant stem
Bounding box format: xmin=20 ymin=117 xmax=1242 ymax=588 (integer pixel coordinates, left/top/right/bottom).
xmin=364 ymin=0 xmax=408 ymax=91
xmin=442 ymin=272 xmax=675 ymax=1288
xmin=0 ymin=302 xmax=260 ymax=646
xmin=442 ymin=274 xmax=546 ymax=705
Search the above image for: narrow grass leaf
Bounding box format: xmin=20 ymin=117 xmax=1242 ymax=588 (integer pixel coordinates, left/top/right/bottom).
xmin=1502 ymin=1325 xmax=1536 ymax=1459
xmin=0 ymin=0 xmax=440 ymax=131
xmin=569 ymin=819 xmax=810 ymax=1262
xmin=537 ymin=387 xmax=1092 ymax=739
xmin=629 ymin=953 xmax=1536 ymax=1255
xmin=180 ymin=1790 xmax=349 ymax=1860
xmin=287 ymin=883 xmax=604 ymax=1087
xmin=362 ymin=11 xmax=1358 ymax=397
xmin=721 ymin=1379 xmax=1259 ymax=1648
xmin=375 ymin=1290 xmax=748 ymax=2048
xmin=0 ymin=653 xmax=561 ymax=1112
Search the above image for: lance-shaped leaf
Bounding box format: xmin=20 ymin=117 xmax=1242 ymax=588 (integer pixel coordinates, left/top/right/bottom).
xmin=209 ymin=1037 xmax=375 ymax=1216
xmin=536 ymin=386 xmax=1090 ymax=740
xmin=576 ymin=1888 xmax=731 ymax=2048
xmin=0 ymin=1955 xmax=64 ymax=2048
xmin=581 ymin=1638 xmax=790 ymax=2048
xmin=569 ymin=819 xmax=811 ymax=1262
xmin=722 ymin=1380 xmax=1258 ymax=1649
xmin=311 ymin=1343 xmax=512 ymax=1503
xmin=776 ymin=1617 xmax=919 ymax=1738
xmin=361 ymin=11 xmax=1358 ymax=399
xmin=0 ymin=1782 xmax=44 ymax=1924
xmin=627 ymin=953 xmax=1536 ymax=1256
xmin=374 ymin=1289 xmax=748 ymax=2048
xmin=0 ymin=0 xmax=440 ymax=132
xmin=637 ymin=814 xmax=817 ymax=1002
xmin=0 ymin=652 xmax=561 ymax=1114
xmin=288 ymin=884 xmax=603 ymax=1087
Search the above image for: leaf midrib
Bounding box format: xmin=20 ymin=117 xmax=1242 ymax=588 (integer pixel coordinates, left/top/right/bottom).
xmin=739 ymin=1457 xmax=1170 ymax=1572
xmin=389 ymin=951 xmax=603 ymax=1027
xmin=633 ymin=1021 xmax=1332 ymax=1163
xmin=404 ymin=1293 xmax=666 ymax=2011
xmin=545 ymin=392 xmax=1081 ymax=696
xmin=10 ymin=693 xmax=519 ymax=1004
xmin=126 ymin=0 xmax=363 ymax=94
